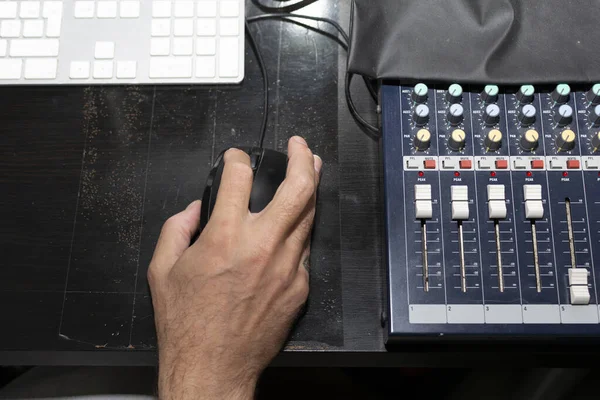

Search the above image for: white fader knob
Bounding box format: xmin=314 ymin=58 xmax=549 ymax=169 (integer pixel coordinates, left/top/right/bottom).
xmin=451 ymin=186 xmax=469 ymax=220
xmin=487 ymin=185 xmax=507 ymax=219
xmin=569 ymin=269 xmax=591 ymax=305
xmin=523 ymin=185 xmax=544 ymax=219
xmin=414 ymin=185 xmax=433 ymax=219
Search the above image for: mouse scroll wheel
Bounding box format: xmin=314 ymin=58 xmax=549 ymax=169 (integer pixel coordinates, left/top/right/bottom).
xmin=250 ymin=154 xmax=260 ymax=170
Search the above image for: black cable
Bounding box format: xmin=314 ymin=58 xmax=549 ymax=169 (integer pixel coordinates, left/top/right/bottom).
xmin=246 ymin=13 xmax=349 ymax=44
xmin=363 ymin=77 xmax=378 ymax=102
xmin=251 ymin=0 xmax=320 ymax=14
xmin=246 ymin=13 xmax=380 ymax=140
xmin=247 ymin=13 xmax=378 ymax=105
xmin=345 ymin=72 xmax=380 ymax=138
xmin=245 ymin=22 xmax=269 ymax=148
xmin=247 ymin=15 xmax=348 ymax=51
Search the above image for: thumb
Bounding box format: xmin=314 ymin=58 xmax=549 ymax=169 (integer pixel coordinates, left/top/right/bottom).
xmin=149 ymin=200 xmax=201 ymax=279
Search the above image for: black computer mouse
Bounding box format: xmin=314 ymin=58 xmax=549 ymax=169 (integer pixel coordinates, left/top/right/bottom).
xmin=199 ymin=147 xmax=288 ymax=232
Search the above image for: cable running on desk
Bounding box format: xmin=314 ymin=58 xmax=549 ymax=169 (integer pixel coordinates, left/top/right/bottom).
xmin=245 ymin=22 xmax=269 ymax=149
xmin=246 ymin=12 xmax=380 ymax=141
xmin=251 ymin=0 xmax=320 ymax=13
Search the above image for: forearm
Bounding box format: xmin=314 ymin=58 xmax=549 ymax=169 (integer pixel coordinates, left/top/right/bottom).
xmin=158 ymin=349 xmax=258 ymax=400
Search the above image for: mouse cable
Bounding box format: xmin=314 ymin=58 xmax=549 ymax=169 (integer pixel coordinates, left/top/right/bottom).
xmin=251 ymin=0 xmax=320 ymax=14
xmin=246 ymin=13 xmax=378 ymax=103
xmin=245 ymin=22 xmax=269 ymax=149
xmin=246 ymin=14 xmax=380 ymax=140
xmin=246 ymin=16 xmax=344 ymax=148
xmin=246 ymin=13 xmax=350 ymax=47
xmin=247 ymin=14 xmax=348 ymax=52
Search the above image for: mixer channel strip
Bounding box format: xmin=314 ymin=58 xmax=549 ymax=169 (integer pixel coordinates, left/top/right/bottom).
xmin=382 ymin=82 xmax=600 ymax=338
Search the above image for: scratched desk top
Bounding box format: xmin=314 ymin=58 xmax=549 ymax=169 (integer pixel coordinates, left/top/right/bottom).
xmin=0 ymin=0 xmax=385 ymax=365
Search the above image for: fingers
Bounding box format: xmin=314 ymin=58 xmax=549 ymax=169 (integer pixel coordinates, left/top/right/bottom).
xmin=313 ymin=154 xmax=323 ymax=186
xmin=299 ymin=239 xmax=311 ymax=273
xmin=285 ymin=199 xmax=316 ymax=252
xmin=287 ymin=249 xmax=310 ymax=308
xmin=211 ymin=148 xmax=254 ymax=221
xmin=148 ymin=200 xmax=202 ymax=280
xmin=261 ymin=137 xmax=318 ymax=239
xmin=288 ymin=153 xmax=321 ymax=249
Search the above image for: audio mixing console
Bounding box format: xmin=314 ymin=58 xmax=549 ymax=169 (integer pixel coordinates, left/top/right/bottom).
xmin=380 ymin=82 xmax=600 ymax=342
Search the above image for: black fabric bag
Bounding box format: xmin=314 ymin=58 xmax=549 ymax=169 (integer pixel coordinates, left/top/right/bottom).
xmin=348 ymin=0 xmax=600 ymax=84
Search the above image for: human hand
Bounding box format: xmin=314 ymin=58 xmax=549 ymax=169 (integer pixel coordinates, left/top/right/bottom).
xmin=148 ymin=136 xmax=322 ymax=400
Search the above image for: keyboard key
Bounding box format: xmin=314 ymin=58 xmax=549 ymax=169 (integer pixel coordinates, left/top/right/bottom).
xmin=151 ymin=19 xmax=171 ymax=36
xmin=74 ymin=1 xmax=95 ymax=18
xmin=0 ymin=2 xmax=18 ymax=19
xmin=174 ymin=19 xmax=193 ymax=36
xmin=120 ymin=1 xmax=140 ymax=18
xmin=0 ymin=59 xmax=22 ymax=79
xmin=219 ymin=18 xmax=238 ymax=36
xmin=152 ymin=1 xmax=171 ymax=17
xmin=0 ymin=39 xmax=6 ymax=56
xmin=195 ymin=56 xmax=215 ymax=78
xmin=1 ymin=20 xmax=21 ymax=38
xmin=24 ymin=58 xmax=57 ymax=79
xmin=97 ymin=1 xmax=117 ymax=18
xmin=19 ymin=1 xmax=40 ymax=18
xmin=219 ymin=37 xmax=238 ymax=77
xmin=174 ymin=1 xmax=194 ymax=17
xmin=150 ymin=38 xmax=170 ymax=55
xmin=149 ymin=57 xmax=192 ymax=78
xmin=10 ymin=39 xmax=59 ymax=56
xmin=196 ymin=37 xmax=215 ymax=55
xmin=197 ymin=0 xmax=216 ymax=17
xmin=70 ymin=61 xmax=90 ymax=79
xmin=116 ymin=61 xmax=137 ymax=78
xmin=173 ymin=37 xmax=193 ymax=55
xmin=197 ymin=19 xmax=216 ymax=36
xmin=93 ymin=60 xmax=114 ymax=78
xmin=220 ymin=0 xmax=239 ymax=17
xmin=43 ymin=1 xmax=63 ymax=17
xmin=23 ymin=20 xmax=44 ymax=37
xmin=46 ymin=17 xmax=61 ymax=37
xmin=119 ymin=0 xmax=140 ymax=18
xmin=95 ymin=41 xmax=115 ymax=59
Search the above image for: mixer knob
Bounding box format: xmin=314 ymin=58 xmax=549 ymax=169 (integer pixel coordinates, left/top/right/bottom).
xmin=446 ymin=83 xmax=463 ymax=104
xmin=551 ymin=83 xmax=571 ymax=104
xmin=586 ymin=84 xmax=600 ymax=106
xmin=411 ymin=83 xmax=429 ymax=104
xmin=516 ymin=85 xmax=535 ymax=104
xmin=414 ymin=128 xmax=431 ymax=151
xmin=448 ymin=129 xmax=466 ymax=152
xmin=447 ymin=103 xmax=464 ymax=126
xmin=484 ymin=129 xmax=503 ymax=152
xmin=553 ymin=104 xmax=574 ymax=127
xmin=481 ymin=85 xmax=499 ymax=104
xmin=517 ymin=104 xmax=537 ymax=126
xmin=590 ymin=104 xmax=600 ymax=127
xmin=483 ymin=104 xmax=501 ymax=126
xmin=520 ymin=129 xmax=540 ymax=152
xmin=556 ymin=129 xmax=576 ymax=152
xmin=412 ymin=104 xmax=430 ymax=126
xmin=591 ymin=132 xmax=600 ymax=153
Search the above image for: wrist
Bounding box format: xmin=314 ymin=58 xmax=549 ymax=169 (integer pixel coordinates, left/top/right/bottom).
xmin=158 ymin=347 xmax=258 ymax=400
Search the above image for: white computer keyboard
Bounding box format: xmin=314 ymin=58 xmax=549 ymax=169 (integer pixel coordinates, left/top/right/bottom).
xmin=0 ymin=0 xmax=244 ymax=85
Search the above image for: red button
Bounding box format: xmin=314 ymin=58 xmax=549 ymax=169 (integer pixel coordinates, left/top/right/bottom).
xmin=495 ymin=159 xmax=508 ymax=169
xmin=459 ymin=160 xmax=472 ymax=169
xmin=424 ymin=160 xmax=436 ymax=169
xmin=567 ymin=160 xmax=580 ymax=169
xmin=531 ymin=160 xmax=544 ymax=169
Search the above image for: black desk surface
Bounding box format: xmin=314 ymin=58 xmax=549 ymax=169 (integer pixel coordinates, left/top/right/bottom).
xmin=0 ymin=0 xmax=390 ymax=366
xmin=1 ymin=0 xmax=591 ymax=367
